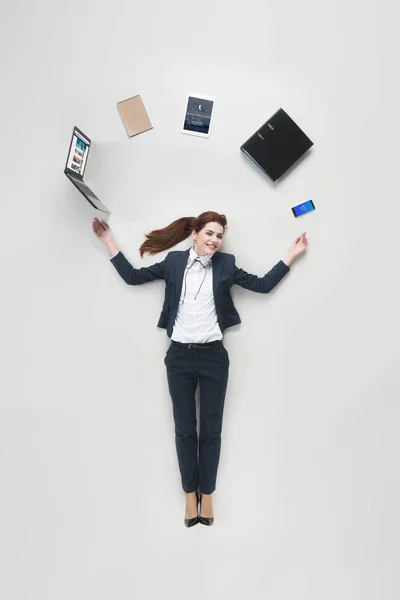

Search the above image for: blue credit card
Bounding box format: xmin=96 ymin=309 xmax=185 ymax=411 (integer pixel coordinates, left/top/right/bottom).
xmin=291 ymin=199 xmax=315 ymax=217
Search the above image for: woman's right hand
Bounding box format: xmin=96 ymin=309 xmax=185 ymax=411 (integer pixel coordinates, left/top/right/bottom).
xmin=92 ymin=217 xmax=113 ymax=244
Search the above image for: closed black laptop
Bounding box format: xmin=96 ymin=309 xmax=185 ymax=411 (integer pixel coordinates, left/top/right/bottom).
xmin=240 ymin=108 xmax=313 ymax=182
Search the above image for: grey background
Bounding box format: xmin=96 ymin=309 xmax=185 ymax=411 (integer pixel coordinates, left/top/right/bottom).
xmin=1 ymin=0 xmax=399 ymax=599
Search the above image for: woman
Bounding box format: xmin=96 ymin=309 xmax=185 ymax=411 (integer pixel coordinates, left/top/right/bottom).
xmin=92 ymin=211 xmax=308 ymax=527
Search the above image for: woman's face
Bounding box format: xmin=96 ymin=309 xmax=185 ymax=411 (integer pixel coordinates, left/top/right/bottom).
xmin=192 ymin=221 xmax=224 ymax=256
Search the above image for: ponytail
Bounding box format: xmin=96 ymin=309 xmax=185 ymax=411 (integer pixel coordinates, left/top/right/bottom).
xmin=139 ymin=211 xmax=227 ymax=257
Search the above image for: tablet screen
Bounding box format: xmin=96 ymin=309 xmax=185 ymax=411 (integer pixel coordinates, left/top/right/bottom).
xmin=183 ymin=96 xmax=214 ymax=136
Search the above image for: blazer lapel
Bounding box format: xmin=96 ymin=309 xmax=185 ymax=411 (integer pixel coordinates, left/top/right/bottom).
xmin=212 ymin=252 xmax=223 ymax=300
xmin=175 ymin=250 xmax=190 ymax=305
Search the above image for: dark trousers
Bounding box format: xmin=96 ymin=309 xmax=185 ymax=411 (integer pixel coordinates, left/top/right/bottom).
xmin=164 ymin=340 xmax=229 ymax=495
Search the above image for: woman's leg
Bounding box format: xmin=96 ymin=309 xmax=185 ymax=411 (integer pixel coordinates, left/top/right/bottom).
xmin=198 ymin=343 xmax=229 ymax=498
xmin=164 ymin=343 xmax=199 ymax=493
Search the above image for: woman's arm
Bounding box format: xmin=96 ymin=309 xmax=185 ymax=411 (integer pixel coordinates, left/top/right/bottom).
xmin=233 ymin=232 xmax=308 ymax=293
xmin=106 ymin=238 xmax=120 ymax=258
xmin=92 ymin=218 xmax=165 ymax=285
xmin=233 ymin=260 xmax=290 ymax=293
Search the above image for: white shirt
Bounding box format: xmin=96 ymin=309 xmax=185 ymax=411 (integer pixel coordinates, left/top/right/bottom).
xmin=171 ymin=247 xmax=223 ymax=343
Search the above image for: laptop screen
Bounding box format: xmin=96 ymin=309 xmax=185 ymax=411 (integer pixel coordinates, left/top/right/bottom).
xmin=66 ymin=129 xmax=90 ymax=177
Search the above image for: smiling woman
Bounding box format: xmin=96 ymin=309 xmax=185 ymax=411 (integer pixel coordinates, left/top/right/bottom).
xmin=92 ymin=210 xmax=308 ymax=528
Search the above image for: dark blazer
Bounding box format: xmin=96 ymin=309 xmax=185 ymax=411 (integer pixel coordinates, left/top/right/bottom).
xmin=110 ymin=249 xmax=290 ymax=337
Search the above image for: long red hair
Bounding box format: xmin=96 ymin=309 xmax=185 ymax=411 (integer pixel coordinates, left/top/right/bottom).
xmin=139 ymin=211 xmax=228 ymax=257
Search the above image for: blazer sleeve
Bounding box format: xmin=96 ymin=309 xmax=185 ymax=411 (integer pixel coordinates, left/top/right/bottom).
xmin=110 ymin=251 xmax=165 ymax=285
xmin=233 ymin=258 xmax=290 ymax=293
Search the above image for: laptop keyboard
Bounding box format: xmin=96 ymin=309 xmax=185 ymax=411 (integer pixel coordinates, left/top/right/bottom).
xmin=69 ymin=175 xmax=108 ymax=210
xmin=76 ymin=182 xmax=94 ymax=195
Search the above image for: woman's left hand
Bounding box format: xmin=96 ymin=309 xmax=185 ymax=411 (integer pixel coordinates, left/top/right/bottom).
xmin=288 ymin=232 xmax=309 ymax=259
xmin=283 ymin=231 xmax=308 ymax=267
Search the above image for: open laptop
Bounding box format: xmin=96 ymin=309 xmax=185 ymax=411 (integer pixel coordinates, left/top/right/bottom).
xmin=64 ymin=126 xmax=110 ymax=214
xmin=240 ymin=108 xmax=313 ymax=182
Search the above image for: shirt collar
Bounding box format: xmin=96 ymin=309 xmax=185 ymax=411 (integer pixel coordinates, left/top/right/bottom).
xmin=188 ymin=247 xmax=213 ymax=267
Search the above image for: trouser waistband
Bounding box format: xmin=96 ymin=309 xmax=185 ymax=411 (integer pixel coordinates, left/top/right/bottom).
xmin=171 ymin=340 xmax=223 ymax=350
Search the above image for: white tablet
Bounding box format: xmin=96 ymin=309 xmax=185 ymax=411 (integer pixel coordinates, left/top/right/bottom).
xmin=181 ymin=93 xmax=216 ymax=138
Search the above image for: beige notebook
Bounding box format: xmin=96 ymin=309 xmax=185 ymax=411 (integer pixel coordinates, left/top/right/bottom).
xmin=116 ymin=95 xmax=153 ymax=137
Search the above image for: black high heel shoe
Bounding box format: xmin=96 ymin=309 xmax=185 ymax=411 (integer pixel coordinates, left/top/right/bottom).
xmin=198 ymin=492 xmax=214 ymax=526
xmin=184 ymin=490 xmax=200 ymax=528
